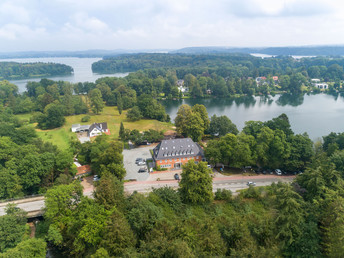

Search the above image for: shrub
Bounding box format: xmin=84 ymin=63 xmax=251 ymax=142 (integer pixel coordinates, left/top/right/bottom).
xmin=81 ymin=115 xmax=91 ymax=122
xmin=214 ymin=188 xmax=232 ymax=201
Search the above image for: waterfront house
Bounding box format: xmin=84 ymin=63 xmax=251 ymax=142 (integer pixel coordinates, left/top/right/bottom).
xmin=153 ymin=138 xmax=204 ymax=169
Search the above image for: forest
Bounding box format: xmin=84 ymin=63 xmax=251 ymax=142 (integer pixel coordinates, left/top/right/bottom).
xmin=92 ymin=53 xmax=344 ymax=81
xmin=1 ymin=76 xmax=344 ymax=256
xmin=0 ymin=62 xmax=73 ymax=80
xmin=2 ymin=134 xmax=344 ymax=257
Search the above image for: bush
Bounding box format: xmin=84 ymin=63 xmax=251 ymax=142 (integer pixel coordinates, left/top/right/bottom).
xmin=155 ymin=165 xmax=167 ymax=171
xmin=214 ymin=188 xmax=232 ymax=201
xmin=240 ymin=185 xmax=261 ymax=199
xmin=126 ymin=106 xmax=142 ymax=121
xmin=81 ymin=115 xmax=91 ymax=122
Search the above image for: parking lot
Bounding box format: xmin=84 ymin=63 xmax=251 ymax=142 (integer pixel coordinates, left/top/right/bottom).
xmin=123 ymin=145 xmax=155 ymax=181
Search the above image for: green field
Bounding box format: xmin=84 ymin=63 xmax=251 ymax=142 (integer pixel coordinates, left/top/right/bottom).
xmin=17 ymin=106 xmax=174 ymax=150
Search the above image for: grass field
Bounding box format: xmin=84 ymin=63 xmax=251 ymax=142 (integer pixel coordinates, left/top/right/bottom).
xmin=17 ymin=106 xmax=174 ymax=150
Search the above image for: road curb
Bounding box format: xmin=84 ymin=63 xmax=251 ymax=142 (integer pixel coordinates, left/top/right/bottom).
xmin=0 ymin=196 xmax=45 ymax=207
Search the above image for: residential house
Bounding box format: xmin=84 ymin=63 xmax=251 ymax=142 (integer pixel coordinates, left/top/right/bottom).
xmin=178 ymin=86 xmax=189 ymax=93
xmin=314 ymin=83 xmax=328 ymax=89
xmin=88 ymin=122 xmax=109 ymax=137
xmin=177 ymin=79 xmax=184 ymax=86
xmin=311 ymin=78 xmax=321 ymax=83
xmin=75 ymin=165 xmax=92 ymax=178
xmin=255 ymin=76 xmax=267 ymax=86
xmin=71 ymin=124 xmax=90 ymax=133
xmin=153 ymin=138 xmax=204 ymax=169
xmin=71 ymin=122 xmax=110 ymax=139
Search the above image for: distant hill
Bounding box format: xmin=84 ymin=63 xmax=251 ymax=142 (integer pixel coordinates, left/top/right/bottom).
xmin=170 ymin=46 xmax=344 ymax=56
xmin=3 ymin=45 xmax=344 ymax=59
xmin=0 ymin=49 xmax=171 ymax=59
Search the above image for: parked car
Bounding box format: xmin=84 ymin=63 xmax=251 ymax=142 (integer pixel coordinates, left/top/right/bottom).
xmin=138 ymin=167 xmax=147 ymax=173
xmin=138 ymin=161 xmax=146 ymax=166
xmin=247 ymin=181 xmax=256 ymax=186
xmin=93 ymin=175 xmax=100 ymax=181
xmin=135 ymin=158 xmax=143 ymax=164
xmin=275 ymin=169 xmax=282 ymax=176
xmin=174 ymin=173 xmax=180 ymax=180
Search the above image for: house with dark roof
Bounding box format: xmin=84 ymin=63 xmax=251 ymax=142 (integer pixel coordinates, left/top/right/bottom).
xmin=71 ymin=122 xmax=110 ymax=142
xmin=153 ymin=138 xmax=204 ymax=169
xmin=88 ymin=122 xmax=109 ymax=137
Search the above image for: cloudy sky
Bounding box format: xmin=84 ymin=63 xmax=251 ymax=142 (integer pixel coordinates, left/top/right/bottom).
xmin=0 ymin=0 xmax=343 ymax=51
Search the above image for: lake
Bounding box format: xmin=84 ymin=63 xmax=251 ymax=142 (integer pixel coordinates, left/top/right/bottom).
xmin=163 ymin=93 xmax=344 ymax=141
xmin=1 ymin=57 xmax=128 ymax=93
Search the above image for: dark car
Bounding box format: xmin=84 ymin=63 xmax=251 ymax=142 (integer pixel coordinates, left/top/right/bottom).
xmin=174 ymin=173 xmax=180 ymax=180
xmin=138 ymin=167 xmax=147 ymax=173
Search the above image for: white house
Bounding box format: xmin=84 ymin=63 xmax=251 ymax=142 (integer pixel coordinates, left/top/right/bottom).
xmin=314 ymin=83 xmax=328 ymax=89
xmin=71 ymin=124 xmax=90 ymax=133
xmin=71 ymin=122 xmax=109 ymax=137
xmin=311 ymin=78 xmax=321 ymax=83
xmin=88 ymin=122 xmax=109 ymax=137
xmin=178 ymin=86 xmax=189 ymax=93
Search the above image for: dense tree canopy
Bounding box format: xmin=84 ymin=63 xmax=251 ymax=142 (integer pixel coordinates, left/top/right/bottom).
xmin=0 ymin=62 xmax=72 ymax=80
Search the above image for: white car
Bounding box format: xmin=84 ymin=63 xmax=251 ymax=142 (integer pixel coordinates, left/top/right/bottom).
xmin=93 ymin=175 xmax=100 ymax=181
xmin=247 ymin=181 xmax=256 ymax=186
xmin=275 ymin=169 xmax=282 ymax=176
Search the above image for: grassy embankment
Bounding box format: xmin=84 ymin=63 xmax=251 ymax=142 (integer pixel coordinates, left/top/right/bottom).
xmin=16 ymin=106 xmax=174 ymax=150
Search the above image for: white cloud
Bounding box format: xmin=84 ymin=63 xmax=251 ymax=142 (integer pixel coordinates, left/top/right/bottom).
xmin=0 ymin=23 xmax=46 ymax=40
xmin=0 ymin=2 xmax=31 ymax=23
xmin=72 ymin=13 xmax=110 ymax=33
xmin=1 ymin=0 xmax=344 ymax=51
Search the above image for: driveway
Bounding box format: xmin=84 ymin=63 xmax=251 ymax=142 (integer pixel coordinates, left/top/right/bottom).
xmin=123 ymin=145 xmax=155 ymax=181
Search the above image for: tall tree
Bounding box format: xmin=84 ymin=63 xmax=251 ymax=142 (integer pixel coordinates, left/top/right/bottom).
xmin=192 ymin=104 xmax=210 ymax=132
xmin=89 ymin=88 xmax=105 ymax=114
xmin=117 ymin=94 xmax=123 ymax=115
xmin=94 ymin=171 xmax=125 ymax=210
xmin=119 ymin=122 xmax=125 ymax=141
xmin=208 ymin=114 xmax=238 ymax=136
xmin=179 ymin=160 xmax=213 ymax=204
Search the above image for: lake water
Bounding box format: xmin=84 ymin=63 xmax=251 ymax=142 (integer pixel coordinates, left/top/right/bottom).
xmin=163 ymin=93 xmax=344 ymax=141
xmin=1 ymin=57 xmax=128 ymax=93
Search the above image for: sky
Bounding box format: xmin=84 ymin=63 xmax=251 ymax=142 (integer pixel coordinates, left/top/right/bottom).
xmin=0 ymin=0 xmax=344 ymax=51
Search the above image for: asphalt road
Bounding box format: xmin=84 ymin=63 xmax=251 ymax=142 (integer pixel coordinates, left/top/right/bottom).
xmin=123 ymin=175 xmax=295 ymax=194
xmin=0 ymin=175 xmax=295 ymax=216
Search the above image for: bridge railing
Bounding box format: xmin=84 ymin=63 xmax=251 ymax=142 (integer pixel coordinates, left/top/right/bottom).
xmin=0 ymin=194 xmax=44 ymax=204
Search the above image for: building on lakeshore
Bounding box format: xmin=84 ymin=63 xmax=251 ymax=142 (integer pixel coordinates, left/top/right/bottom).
xmin=153 ymin=138 xmax=204 ymax=169
xmin=314 ymin=83 xmax=328 ymax=89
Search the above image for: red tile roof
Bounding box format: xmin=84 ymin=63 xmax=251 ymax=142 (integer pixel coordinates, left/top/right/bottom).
xmin=76 ymin=165 xmax=92 ymax=176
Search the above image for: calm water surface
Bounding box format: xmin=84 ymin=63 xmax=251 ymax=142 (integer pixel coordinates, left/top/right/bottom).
xmin=163 ymin=93 xmax=344 ymax=141
xmin=2 ymin=57 xmax=128 ymax=92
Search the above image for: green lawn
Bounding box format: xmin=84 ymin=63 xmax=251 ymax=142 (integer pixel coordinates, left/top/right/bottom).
xmin=17 ymin=106 xmax=174 ymax=150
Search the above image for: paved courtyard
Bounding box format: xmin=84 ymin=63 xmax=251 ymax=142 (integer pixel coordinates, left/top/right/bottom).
xmin=123 ymin=145 xmax=156 ymax=181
